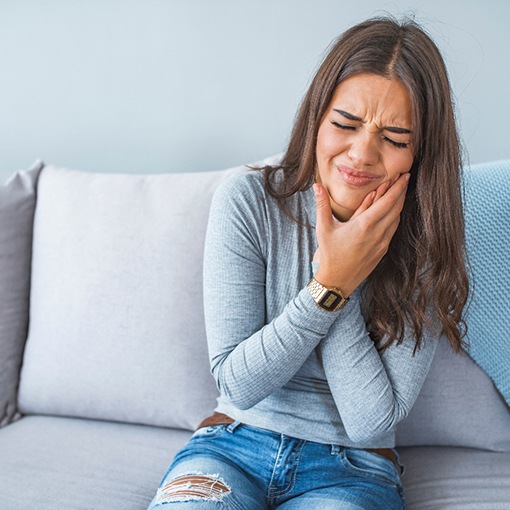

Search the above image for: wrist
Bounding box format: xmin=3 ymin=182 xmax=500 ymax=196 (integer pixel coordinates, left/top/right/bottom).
xmin=313 ymin=267 xmax=353 ymax=298
xmin=307 ymin=277 xmax=350 ymax=312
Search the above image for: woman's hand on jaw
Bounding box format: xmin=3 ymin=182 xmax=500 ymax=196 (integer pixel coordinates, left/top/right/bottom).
xmin=313 ymin=173 xmax=410 ymax=297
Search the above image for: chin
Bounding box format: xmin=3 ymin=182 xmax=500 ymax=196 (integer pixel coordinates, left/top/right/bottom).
xmin=330 ymin=192 xmax=363 ymax=217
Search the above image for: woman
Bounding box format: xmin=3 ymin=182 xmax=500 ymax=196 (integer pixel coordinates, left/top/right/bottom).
xmin=147 ymin=16 xmax=468 ymax=510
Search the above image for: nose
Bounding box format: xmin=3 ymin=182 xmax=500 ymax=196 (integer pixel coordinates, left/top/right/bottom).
xmin=348 ymin=132 xmax=379 ymax=167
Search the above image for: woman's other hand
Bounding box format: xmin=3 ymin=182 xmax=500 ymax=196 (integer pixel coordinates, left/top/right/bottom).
xmin=313 ymin=173 xmax=410 ymax=297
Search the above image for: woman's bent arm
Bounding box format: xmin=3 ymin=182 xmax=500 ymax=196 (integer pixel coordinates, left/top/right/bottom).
xmin=319 ymin=296 xmax=438 ymax=444
xmin=203 ymin=174 xmax=339 ymax=410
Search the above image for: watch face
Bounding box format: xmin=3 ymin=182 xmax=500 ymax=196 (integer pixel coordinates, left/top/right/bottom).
xmin=319 ymin=290 xmax=343 ymax=311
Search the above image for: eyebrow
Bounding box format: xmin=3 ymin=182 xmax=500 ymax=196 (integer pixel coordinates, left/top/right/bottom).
xmin=333 ymin=109 xmax=412 ymax=134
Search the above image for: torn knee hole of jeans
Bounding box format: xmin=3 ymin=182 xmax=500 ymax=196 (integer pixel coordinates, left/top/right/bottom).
xmin=156 ymin=473 xmax=231 ymax=503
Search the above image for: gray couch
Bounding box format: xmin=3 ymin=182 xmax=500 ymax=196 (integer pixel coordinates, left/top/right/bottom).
xmin=1 ymin=157 xmax=509 ymax=510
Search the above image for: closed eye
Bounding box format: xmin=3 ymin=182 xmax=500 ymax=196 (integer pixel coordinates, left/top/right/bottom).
xmin=331 ymin=120 xmax=410 ymax=149
xmin=331 ymin=121 xmax=356 ymax=131
xmin=383 ymin=136 xmax=409 ymax=149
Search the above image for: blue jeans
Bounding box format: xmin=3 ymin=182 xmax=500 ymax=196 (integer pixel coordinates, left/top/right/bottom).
xmin=147 ymin=421 xmax=405 ymax=509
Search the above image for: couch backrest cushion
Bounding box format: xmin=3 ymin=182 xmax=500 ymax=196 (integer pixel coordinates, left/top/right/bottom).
xmin=396 ymin=336 xmax=510 ymax=451
xmin=17 ymin=161 xmax=259 ymax=430
xmin=0 ymin=162 xmax=43 ymax=427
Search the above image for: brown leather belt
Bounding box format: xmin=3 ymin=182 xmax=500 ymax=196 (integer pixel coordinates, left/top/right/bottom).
xmin=198 ymin=413 xmax=399 ymax=468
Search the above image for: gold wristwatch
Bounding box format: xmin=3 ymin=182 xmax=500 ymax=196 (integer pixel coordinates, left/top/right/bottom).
xmin=307 ymin=277 xmax=349 ymax=312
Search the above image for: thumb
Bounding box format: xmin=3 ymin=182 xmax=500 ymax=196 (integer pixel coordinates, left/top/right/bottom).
xmin=313 ymin=183 xmax=333 ymax=230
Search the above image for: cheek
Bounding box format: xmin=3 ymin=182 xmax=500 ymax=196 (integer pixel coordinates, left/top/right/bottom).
xmin=316 ymin=126 xmax=343 ymax=161
xmin=387 ymin=151 xmax=414 ymax=177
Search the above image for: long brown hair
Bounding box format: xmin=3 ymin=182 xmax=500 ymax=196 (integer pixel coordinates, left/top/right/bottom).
xmin=262 ymin=17 xmax=469 ymax=353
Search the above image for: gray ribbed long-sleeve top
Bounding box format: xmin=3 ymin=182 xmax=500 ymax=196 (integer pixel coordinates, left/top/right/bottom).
xmin=203 ymin=169 xmax=438 ymax=448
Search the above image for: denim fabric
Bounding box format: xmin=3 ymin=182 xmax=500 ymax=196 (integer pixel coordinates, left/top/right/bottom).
xmin=147 ymin=422 xmax=405 ymax=509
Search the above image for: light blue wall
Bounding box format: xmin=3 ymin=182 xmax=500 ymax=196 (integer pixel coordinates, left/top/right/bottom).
xmin=1 ymin=0 xmax=508 ymax=181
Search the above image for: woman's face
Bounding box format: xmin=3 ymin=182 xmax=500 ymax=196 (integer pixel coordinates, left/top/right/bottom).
xmin=315 ymin=73 xmax=414 ymax=221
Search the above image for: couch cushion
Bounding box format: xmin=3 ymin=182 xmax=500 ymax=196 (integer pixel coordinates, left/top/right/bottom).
xmin=463 ymin=160 xmax=510 ymax=405
xmin=18 ymin=155 xmax=280 ymax=430
xmin=0 ymin=415 xmax=190 ymax=510
xmin=396 ymin=337 xmax=510 ymax=451
xmin=399 ymin=445 xmax=510 ymax=509
xmin=0 ymin=162 xmax=43 ymax=427
xmin=18 ymin=166 xmax=237 ymax=429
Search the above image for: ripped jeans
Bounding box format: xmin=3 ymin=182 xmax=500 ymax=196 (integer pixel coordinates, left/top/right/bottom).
xmin=146 ymin=421 xmax=405 ymax=510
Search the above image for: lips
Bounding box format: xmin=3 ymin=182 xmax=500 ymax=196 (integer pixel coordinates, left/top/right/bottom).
xmin=336 ymin=165 xmax=382 ymax=187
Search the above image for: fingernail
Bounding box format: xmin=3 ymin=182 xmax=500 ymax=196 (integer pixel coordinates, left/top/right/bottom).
xmin=313 ymin=184 xmax=320 ymax=195
xmin=405 ymin=173 xmax=411 ymax=182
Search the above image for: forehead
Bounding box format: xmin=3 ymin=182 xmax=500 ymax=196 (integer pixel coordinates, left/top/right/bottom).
xmin=328 ymin=73 xmax=413 ymax=127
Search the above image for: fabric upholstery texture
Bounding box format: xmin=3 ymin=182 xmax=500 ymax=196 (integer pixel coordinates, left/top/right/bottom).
xmin=18 ymin=164 xmax=246 ymax=430
xmin=0 ymin=162 xmax=43 ymax=427
xmin=463 ymin=160 xmax=510 ymax=405
xmin=396 ymin=337 xmax=510 ymax=450
xmin=0 ymin=415 xmax=191 ymax=510
xmin=399 ymin=446 xmax=510 ymax=509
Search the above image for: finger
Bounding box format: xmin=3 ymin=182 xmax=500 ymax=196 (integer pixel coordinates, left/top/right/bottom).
xmin=351 ymin=190 xmax=376 ymax=220
xmin=375 ymin=181 xmax=408 ymax=229
xmin=372 ymin=179 xmax=391 ymax=203
xmin=375 ymin=215 xmax=401 ymax=262
xmin=313 ymin=183 xmax=334 ymax=231
xmin=383 ymin=173 xmax=409 ymax=198
xmin=362 ymin=173 xmax=410 ymax=224
xmin=386 ymin=214 xmax=402 ymax=240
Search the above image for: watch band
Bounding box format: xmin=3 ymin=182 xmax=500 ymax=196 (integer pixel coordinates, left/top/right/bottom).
xmin=307 ymin=277 xmax=349 ymax=312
